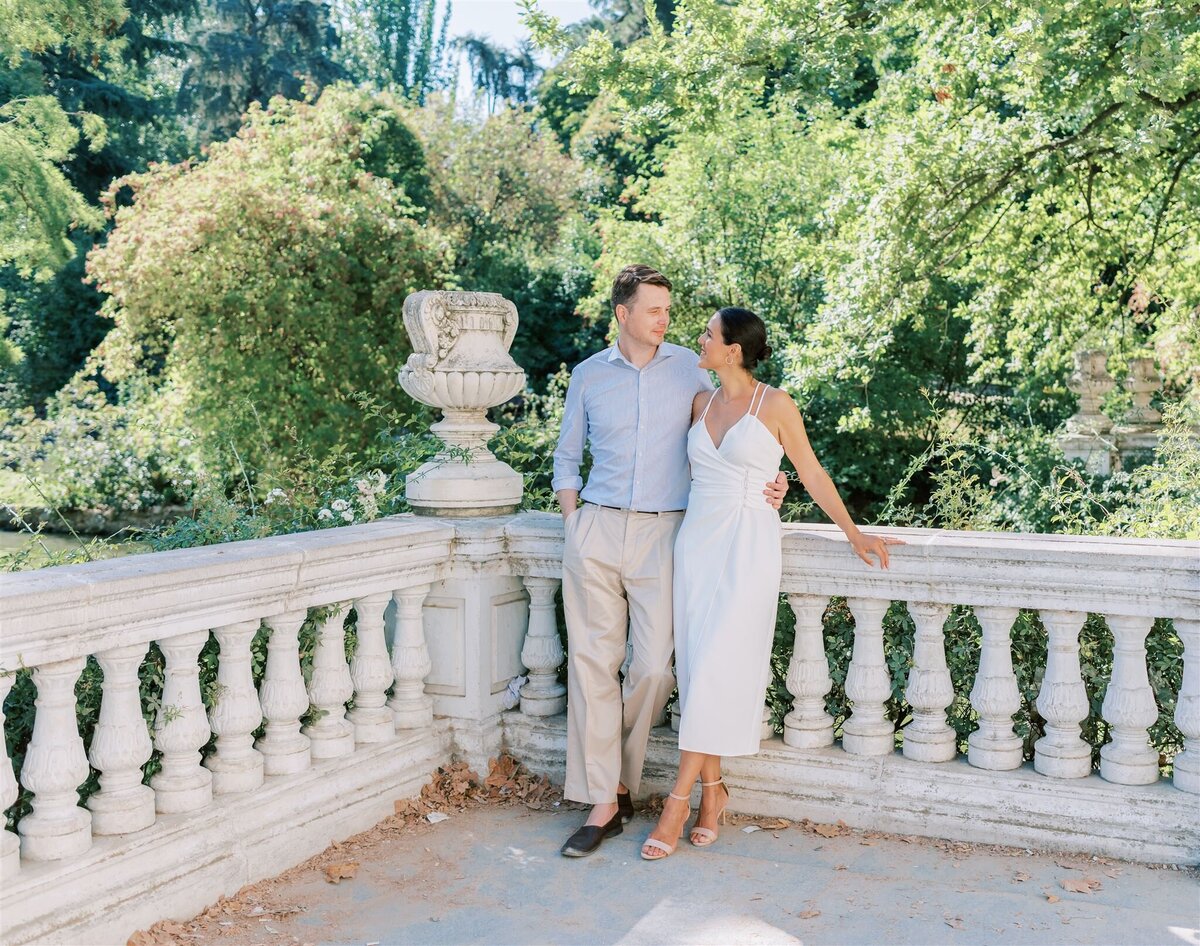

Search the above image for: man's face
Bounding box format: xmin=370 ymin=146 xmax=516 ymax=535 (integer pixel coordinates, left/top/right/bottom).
xmin=616 ymin=283 xmax=671 ymax=348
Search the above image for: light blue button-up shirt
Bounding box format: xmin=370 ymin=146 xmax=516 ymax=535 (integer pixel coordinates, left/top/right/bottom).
xmin=552 ymin=342 xmax=713 ymax=512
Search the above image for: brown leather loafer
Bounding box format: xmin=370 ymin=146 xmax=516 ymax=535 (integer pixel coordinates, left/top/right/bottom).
xmin=560 ymin=811 xmax=623 ymax=857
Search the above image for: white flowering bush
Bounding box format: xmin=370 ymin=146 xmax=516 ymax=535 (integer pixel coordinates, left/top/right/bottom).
xmin=0 ymin=376 xmax=197 ymax=514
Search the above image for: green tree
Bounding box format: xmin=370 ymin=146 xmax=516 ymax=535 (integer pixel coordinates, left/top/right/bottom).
xmin=532 ymin=0 xmax=1200 ymax=515
xmin=408 ymin=101 xmax=599 ymax=386
xmin=334 ymin=0 xmax=452 ymax=102
xmin=85 ymin=85 xmax=442 ymax=475
xmin=178 ymin=0 xmax=345 ymax=143
xmin=455 ymin=35 xmax=540 ymax=112
xmin=1 ymin=0 xmax=199 ymax=410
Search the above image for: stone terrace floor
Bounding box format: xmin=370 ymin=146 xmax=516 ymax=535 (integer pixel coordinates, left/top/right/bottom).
xmin=134 ymin=794 xmax=1199 ymax=946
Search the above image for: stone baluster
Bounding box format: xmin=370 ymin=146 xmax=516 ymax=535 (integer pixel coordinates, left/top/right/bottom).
xmin=151 ymin=631 xmax=213 ymax=812
xmin=967 ymin=606 xmax=1023 ymax=770
xmin=1059 ymin=349 xmax=1117 ymax=475
xmin=760 ymin=704 xmax=774 ymax=741
xmin=1123 ymin=357 xmax=1162 ymax=426
xmin=841 ymin=598 xmax=894 ymax=756
xmin=86 ymin=643 xmax=155 ymax=834
xmin=17 ymin=658 xmax=91 ymax=861
xmin=1034 ymin=610 xmax=1091 ymax=779
xmin=1173 ymin=618 xmax=1200 ymax=793
xmin=902 ymin=602 xmax=956 ymax=763
xmin=783 ymin=594 xmax=833 ymax=749
xmin=303 ymin=603 xmax=355 ymax=759
xmin=1 ymin=674 xmax=20 ymax=878
xmin=1099 ymin=614 xmax=1159 ymax=785
xmin=256 ymin=611 xmax=312 ymax=775
xmin=519 ymin=577 xmax=566 ymax=716
xmin=390 ymin=584 xmax=434 ymax=729
xmin=204 ymin=620 xmax=265 ymax=792
xmin=348 ymin=594 xmax=397 ymax=742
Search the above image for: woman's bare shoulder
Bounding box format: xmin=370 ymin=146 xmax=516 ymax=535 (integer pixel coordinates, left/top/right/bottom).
xmin=759 ymin=385 xmax=801 ymax=419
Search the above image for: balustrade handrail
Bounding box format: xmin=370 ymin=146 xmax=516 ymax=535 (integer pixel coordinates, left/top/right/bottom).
xmin=0 ymin=517 xmax=456 ymax=671
xmin=507 ymin=515 xmax=1199 ymax=617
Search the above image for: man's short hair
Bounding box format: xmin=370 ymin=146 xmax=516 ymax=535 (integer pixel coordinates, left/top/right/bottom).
xmin=611 ymin=264 xmax=672 ymax=313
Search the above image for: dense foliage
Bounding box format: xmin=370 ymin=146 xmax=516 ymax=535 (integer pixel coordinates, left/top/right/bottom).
xmin=1 ymin=0 xmax=1196 ymax=812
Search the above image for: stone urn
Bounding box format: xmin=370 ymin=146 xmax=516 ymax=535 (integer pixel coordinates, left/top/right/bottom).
xmin=399 ymin=291 xmax=525 ymax=516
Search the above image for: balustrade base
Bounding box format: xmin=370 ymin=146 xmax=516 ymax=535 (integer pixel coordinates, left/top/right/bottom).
xmin=1 ymin=830 xmax=18 ymax=880
xmin=347 ymin=708 xmax=398 ymax=744
xmin=967 ymin=734 xmax=1023 ymax=771
xmin=304 ymin=725 xmax=355 ymax=761
xmin=519 ymin=692 xmax=566 ymax=717
xmin=782 ymin=717 xmax=834 ymax=749
xmin=87 ymin=788 xmax=156 ymax=836
xmin=16 ymin=810 xmax=92 ymax=863
xmin=257 ymin=736 xmax=312 ymax=777
xmin=1099 ymin=748 xmax=1160 ymax=786
xmin=150 ymin=772 xmax=213 ymax=814
xmin=503 ymin=712 xmax=1200 ymax=866
xmin=901 ymin=729 xmax=957 ymax=763
xmin=841 ymin=727 xmax=894 ymax=757
xmin=1 ymin=727 xmax=448 ymax=946
xmin=1032 ymin=738 xmax=1092 ymax=780
xmin=1173 ymin=753 xmax=1200 ymax=794
xmin=204 ymin=754 xmax=265 ymax=795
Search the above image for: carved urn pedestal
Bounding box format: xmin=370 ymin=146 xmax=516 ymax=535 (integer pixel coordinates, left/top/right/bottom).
xmin=399 ymin=291 xmax=526 ymax=517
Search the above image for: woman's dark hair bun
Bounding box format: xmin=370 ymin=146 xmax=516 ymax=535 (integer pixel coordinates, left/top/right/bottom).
xmin=715 ymin=307 xmax=772 ymax=372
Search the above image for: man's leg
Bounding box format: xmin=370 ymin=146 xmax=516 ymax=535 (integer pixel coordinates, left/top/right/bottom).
xmin=619 ymin=511 xmax=682 ymax=795
xmin=563 ymin=505 xmax=629 ymax=818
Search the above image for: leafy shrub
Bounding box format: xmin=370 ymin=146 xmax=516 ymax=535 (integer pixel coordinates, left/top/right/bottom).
xmin=85 ymin=84 xmax=444 ymax=478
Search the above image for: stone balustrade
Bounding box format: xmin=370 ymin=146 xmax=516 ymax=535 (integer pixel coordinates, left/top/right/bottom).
xmin=2 ymin=513 xmax=1197 ymax=944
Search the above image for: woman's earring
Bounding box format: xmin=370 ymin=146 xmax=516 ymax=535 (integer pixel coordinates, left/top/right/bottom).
xmin=725 ymin=354 xmax=733 ymax=366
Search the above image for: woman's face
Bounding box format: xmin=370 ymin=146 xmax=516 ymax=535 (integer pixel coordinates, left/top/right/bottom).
xmin=697 ymin=313 xmax=737 ymax=370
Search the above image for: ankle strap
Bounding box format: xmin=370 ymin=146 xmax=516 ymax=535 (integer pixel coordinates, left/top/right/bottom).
xmin=700 ymin=779 xmax=724 ymax=787
xmin=667 ymin=791 xmax=690 ymax=801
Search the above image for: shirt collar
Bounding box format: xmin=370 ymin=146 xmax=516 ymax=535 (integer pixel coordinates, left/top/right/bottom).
xmin=607 ymin=341 xmax=677 ymax=368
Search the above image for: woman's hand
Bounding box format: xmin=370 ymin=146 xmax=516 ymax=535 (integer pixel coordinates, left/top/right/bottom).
xmin=848 ymin=531 xmax=903 ymax=569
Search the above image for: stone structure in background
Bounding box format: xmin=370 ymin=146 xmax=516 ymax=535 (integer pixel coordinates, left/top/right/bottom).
xmin=1059 ymin=349 xmax=1117 ymax=475
xmin=399 ymin=291 xmax=525 ymax=516
xmin=1112 ymin=356 xmax=1164 ymax=466
xmin=1056 ymin=349 xmax=1186 ymax=474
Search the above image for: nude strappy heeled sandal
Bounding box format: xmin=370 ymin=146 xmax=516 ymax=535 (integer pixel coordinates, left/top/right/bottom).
xmin=689 ymin=779 xmax=729 ymax=847
xmin=640 ymin=792 xmax=690 ymax=861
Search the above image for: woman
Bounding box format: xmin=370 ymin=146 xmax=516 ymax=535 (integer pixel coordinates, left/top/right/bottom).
xmin=641 ymin=307 xmax=899 ymax=861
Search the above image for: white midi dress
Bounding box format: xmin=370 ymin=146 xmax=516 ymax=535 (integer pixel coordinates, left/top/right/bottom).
xmin=673 ymin=383 xmax=784 ymax=757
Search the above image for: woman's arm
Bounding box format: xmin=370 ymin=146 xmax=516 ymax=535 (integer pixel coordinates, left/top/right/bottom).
xmin=764 ymin=389 xmax=900 ymax=568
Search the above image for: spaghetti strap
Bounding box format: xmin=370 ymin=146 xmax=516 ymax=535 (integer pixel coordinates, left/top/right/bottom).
xmin=698 ymin=389 xmax=720 ymax=422
xmin=749 ymin=382 xmax=767 ymax=417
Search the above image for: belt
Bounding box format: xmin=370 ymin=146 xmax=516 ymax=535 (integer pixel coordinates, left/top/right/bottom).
xmin=585 ymin=502 xmax=684 ymax=516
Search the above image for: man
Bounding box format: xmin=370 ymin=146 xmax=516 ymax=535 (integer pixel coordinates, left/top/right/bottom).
xmin=552 ymin=264 xmax=788 ymax=857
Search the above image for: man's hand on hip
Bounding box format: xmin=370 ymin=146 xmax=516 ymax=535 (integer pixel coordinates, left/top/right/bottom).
xmin=763 ymin=472 xmax=788 ymax=510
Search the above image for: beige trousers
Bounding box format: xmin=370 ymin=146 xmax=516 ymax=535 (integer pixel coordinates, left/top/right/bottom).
xmin=562 ymin=503 xmax=682 ymax=804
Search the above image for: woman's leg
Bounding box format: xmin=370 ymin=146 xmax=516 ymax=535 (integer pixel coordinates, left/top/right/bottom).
xmin=692 ymin=756 xmax=728 ymax=843
xmin=641 ymin=749 xmax=710 ymax=858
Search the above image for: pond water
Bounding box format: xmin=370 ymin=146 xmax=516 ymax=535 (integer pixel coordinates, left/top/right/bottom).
xmin=0 ymin=530 xmax=142 ymax=568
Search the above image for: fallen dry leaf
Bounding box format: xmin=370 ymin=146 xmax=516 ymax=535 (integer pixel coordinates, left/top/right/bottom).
xmin=944 ymin=915 xmax=965 ymax=930
xmin=1013 ymin=871 xmax=1031 ymax=883
xmin=1045 ymin=894 xmax=1061 ymax=904
xmin=1060 ymin=876 xmax=1103 ymax=894
xmin=323 ymin=861 xmax=359 ymax=884
xmin=798 ymin=909 xmax=821 ymax=919
xmin=834 ymin=864 xmax=847 ymax=871
xmin=812 ymin=823 xmax=843 ymax=838
xmin=756 ymin=818 xmax=790 ymax=830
